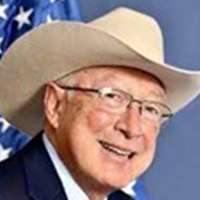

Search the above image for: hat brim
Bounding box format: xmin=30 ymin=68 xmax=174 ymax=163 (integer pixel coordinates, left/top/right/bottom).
xmin=0 ymin=22 xmax=200 ymax=135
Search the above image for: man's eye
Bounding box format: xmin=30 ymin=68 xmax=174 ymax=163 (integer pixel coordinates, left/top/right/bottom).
xmin=101 ymin=91 xmax=124 ymax=106
xmin=103 ymin=92 xmax=123 ymax=102
xmin=104 ymin=92 xmax=119 ymax=99
xmin=144 ymin=105 xmax=160 ymax=116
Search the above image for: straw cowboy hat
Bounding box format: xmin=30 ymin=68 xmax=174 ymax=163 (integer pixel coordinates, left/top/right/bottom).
xmin=0 ymin=7 xmax=200 ymax=135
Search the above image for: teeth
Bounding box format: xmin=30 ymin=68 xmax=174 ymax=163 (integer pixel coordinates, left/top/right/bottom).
xmin=99 ymin=141 xmax=134 ymax=158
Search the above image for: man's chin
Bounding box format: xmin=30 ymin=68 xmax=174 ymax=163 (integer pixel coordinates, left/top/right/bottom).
xmin=99 ymin=176 xmax=135 ymax=192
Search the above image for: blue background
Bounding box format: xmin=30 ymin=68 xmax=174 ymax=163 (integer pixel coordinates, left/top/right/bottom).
xmin=78 ymin=1 xmax=200 ymax=200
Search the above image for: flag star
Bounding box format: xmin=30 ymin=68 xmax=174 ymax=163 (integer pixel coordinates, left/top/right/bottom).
xmin=0 ymin=3 xmax=8 ymax=20
xmin=46 ymin=14 xmax=53 ymax=23
xmin=0 ymin=117 xmax=10 ymax=132
xmin=0 ymin=144 xmax=11 ymax=161
xmin=14 ymin=7 xmax=33 ymax=29
xmin=46 ymin=14 xmax=59 ymax=24
xmin=49 ymin=0 xmax=64 ymax=3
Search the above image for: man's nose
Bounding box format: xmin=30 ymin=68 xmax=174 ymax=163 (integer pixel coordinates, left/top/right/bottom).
xmin=114 ymin=105 xmax=143 ymax=139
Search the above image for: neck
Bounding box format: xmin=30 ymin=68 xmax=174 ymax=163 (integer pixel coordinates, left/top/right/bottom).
xmin=77 ymin=178 xmax=111 ymax=200
xmin=67 ymin=166 xmax=115 ymax=200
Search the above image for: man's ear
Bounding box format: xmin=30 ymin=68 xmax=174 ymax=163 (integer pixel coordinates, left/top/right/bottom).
xmin=44 ymin=82 xmax=65 ymax=129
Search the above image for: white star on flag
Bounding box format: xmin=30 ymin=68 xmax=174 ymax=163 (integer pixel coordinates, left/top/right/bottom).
xmin=14 ymin=6 xmax=33 ymax=29
xmin=0 ymin=144 xmax=11 ymax=161
xmin=50 ymin=0 xmax=64 ymax=3
xmin=46 ymin=14 xmax=60 ymax=24
xmin=0 ymin=117 xmax=10 ymax=132
xmin=46 ymin=14 xmax=53 ymax=23
xmin=0 ymin=3 xmax=8 ymax=20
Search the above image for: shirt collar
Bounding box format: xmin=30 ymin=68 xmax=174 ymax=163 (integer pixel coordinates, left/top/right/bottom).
xmin=43 ymin=134 xmax=108 ymax=200
xmin=122 ymin=181 xmax=136 ymax=198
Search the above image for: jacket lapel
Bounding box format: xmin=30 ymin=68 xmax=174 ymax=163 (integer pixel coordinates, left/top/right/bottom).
xmin=22 ymin=134 xmax=68 ymax=200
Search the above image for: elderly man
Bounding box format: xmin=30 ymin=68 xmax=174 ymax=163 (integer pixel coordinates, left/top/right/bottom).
xmin=0 ymin=7 xmax=199 ymax=200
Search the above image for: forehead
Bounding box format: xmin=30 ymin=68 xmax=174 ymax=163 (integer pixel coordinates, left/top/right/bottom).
xmin=67 ymin=65 xmax=166 ymax=100
xmin=74 ymin=66 xmax=161 ymax=82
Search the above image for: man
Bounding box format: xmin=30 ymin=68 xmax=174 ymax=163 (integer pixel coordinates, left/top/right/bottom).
xmin=0 ymin=7 xmax=199 ymax=200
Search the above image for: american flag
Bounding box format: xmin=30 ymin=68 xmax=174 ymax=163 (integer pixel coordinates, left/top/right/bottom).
xmin=0 ymin=0 xmax=81 ymax=160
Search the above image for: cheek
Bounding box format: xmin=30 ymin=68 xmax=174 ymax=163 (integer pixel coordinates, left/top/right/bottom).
xmin=86 ymin=108 xmax=116 ymax=133
xmin=140 ymin=123 xmax=160 ymax=165
xmin=132 ymin=127 xmax=160 ymax=178
xmin=143 ymin=122 xmax=160 ymax=148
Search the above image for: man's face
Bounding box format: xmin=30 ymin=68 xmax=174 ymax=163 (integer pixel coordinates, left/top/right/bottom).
xmin=45 ymin=66 xmax=166 ymax=194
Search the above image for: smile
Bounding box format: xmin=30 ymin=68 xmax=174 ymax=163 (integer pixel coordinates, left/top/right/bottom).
xmin=98 ymin=140 xmax=135 ymax=159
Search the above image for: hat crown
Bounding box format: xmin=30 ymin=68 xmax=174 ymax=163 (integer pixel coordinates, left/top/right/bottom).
xmin=90 ymin=7 xmax=164 ymax=63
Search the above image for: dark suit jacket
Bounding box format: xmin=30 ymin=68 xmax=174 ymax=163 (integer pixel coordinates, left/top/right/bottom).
xmin=0 ymin=134 xmax=67 ymax=200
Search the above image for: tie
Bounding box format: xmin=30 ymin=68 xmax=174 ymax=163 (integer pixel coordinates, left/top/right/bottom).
xmin=108 ymin=190 xmax=135 ymax=200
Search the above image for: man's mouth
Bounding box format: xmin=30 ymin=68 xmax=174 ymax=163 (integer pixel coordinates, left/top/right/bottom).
xmin=98 ymin=140 xmax=136 ymax=159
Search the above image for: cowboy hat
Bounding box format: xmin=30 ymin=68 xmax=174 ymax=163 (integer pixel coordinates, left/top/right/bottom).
xmin=0 ymin=7 xmax=200 ymax=135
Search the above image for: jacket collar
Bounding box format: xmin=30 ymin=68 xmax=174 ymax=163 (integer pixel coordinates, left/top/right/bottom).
xmin=23 ymin=133 xmax=67 ymax=200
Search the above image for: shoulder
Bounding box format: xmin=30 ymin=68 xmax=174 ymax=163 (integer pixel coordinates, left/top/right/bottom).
xmin=0 ymin=150 xmax=26 ymax=199
xmin=0 ymin=134 xmax=43 ymax=199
